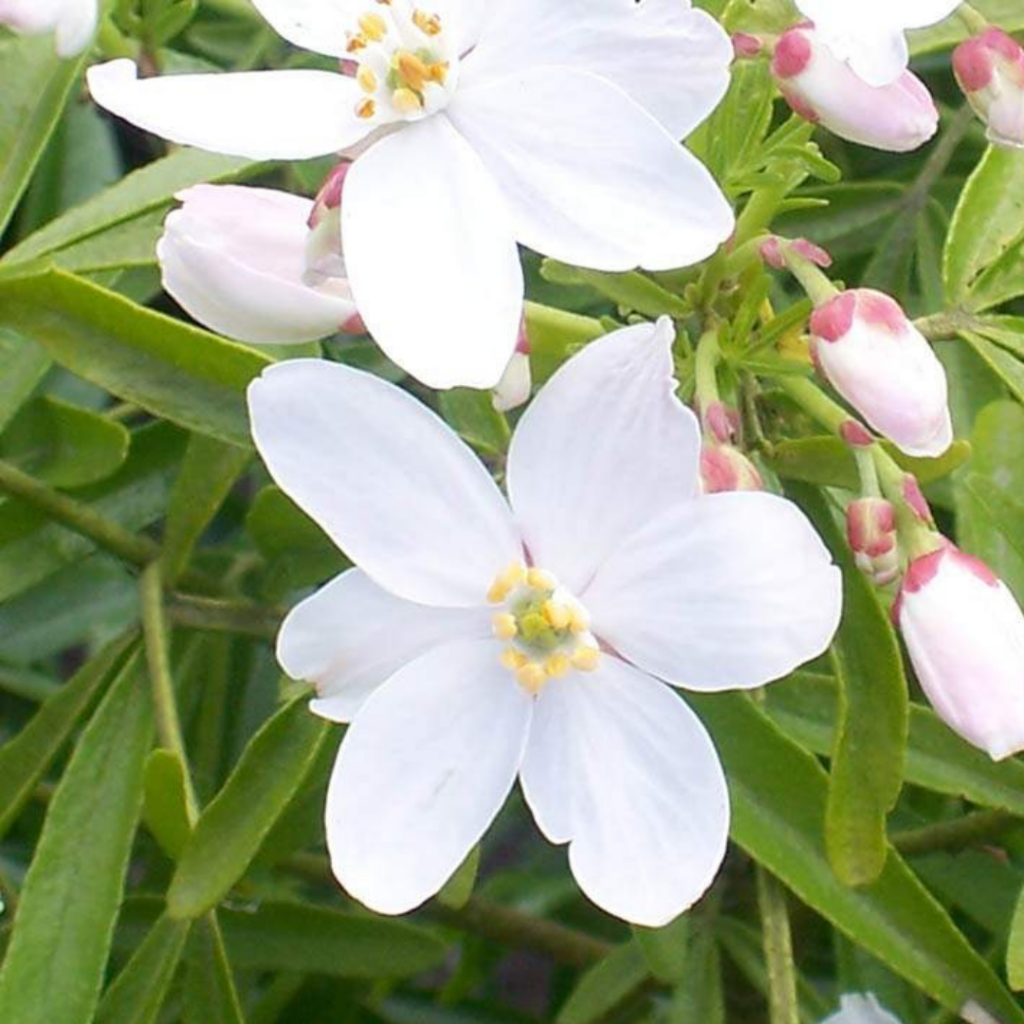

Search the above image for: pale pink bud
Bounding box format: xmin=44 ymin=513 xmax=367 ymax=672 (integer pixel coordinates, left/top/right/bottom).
xmin=308 ymin=162 xmax=351 ymax=229
xmin=895 ymin=545 xmax=1024 ymax=760
xmin=809 ymin=289 xmax=952 ymax=458
xmin=771 ymin=25 xmax=939 ymax=152
xmin=700 ymin=445 xmax=763 ymax=494
xmin=733 ymin=32 xmax=763 ymax=59
xmin=0 ymin=0 xmax=96 ymax=56
xmin=954 ymin=28 xmax=1024 ymax=149
xmin=158 ymin=185 xmax=359 ymax=345
xmin=847 ymin=498 xmax=899 ymax=586
xmin=492 ymin=322 xmax=532 ymax=412
xmin=761 ymin=236 xmax=832 ymax=271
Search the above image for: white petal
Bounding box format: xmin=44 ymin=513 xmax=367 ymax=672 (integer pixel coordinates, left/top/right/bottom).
xmin=448 ymin=68 xmax=733 ymax=272
xmin=55 ymin=0 xmax=96 ymax=56
xmin=327 ymin=639 xmax=532 ymax=914
xmin=159 ymin=185 xmax=356 ymax=344
xmin=507 ymin=319 xmax=700 ymax=594
xmin=248 ymin=359 xmax=522 ymax=607
xmin=87 ymin=60 xmax=371 ymax=160
xmin=342 ymin=116 xmax=523 ymax=389
xmin=0 ymin=0 xmax=64 ymax=33
xmin=823 ymin=994 xmax=903 ymax=1024
xmin=520 ymin=659 xmax=729 ymax=927
xmin=585 ymin=493 xmax=842 ymax=691
xmin=462 ymin=0 xmax=732 ymax=139
xmin=278 ymin=568 xmax=492 ymax=722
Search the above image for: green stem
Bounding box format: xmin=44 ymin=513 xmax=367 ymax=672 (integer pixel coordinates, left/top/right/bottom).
xmin=757 ymin=866 xmax=800 ymax=1024
xmin=140 ymin=562 xmax=200 ymax=823
xmin=892 ymin=809 xmax=1018 ymax=857
xmin=957 ymin=3 xmax=989 ymax=34
xmin=914 ymin=310 xmax=987 ymax=341
xmin=166 ymin=594 xmax=283 ymax=642
xmin=694 ymin=330 xmax=723 ymax=414
xmin=775 ymin=375 xmax=852 ymax=435
xmin=781 ymin=250 xmax=837 ymax=307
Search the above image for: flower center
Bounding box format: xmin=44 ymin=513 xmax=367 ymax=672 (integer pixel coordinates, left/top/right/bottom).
xmin=487 ymin=562 xmax=601 ymax=696
xmin=346 ymin=0 xmax=457 ymax=124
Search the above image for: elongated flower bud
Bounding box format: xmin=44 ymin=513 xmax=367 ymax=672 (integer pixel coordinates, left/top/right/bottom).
xmin=771 ymin=25 xmax=939 ymax=152
xmin=894 ymin=545 xmax=1024 ymax=760
xmin=847 ymin=498 xmax=899 ymax=586
xmin=700 ymin=445 xmax=763 ymax=494
xmin=809 ymin=289 xmax=952 ymax=458
xmin=954 ymin=28 xmax=1024 ymax=149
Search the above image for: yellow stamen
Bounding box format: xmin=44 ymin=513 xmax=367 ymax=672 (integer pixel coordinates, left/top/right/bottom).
xmin=358 ymin=12 xmax=388 ymax=40
xmin=413 ymin=9 xmax=442 ymax=35
xmin=527 ymin=567 xmax=556 ymax=591
xmin=544 ymin=653 xmax=570 ymax=679
xmin=356 ymin=66 xmax=378 ymax=94
xmin=568 ymin=606 xmax=590 ymax=634
xmin=516 ymin=662 xmax=547 ymax=694
xmin=571 ymin=646 xmax=600 ymax=672
xmin=355 ymin=98 xmax=377 ymax=119
xmin=492 ymin=614 xmax=518 ymax=641
xmin=542 ymin=599 xmax=570 ymax=631
xmin=487 ymin=561 xmax=527 ymax=603
xmin=396 ymin=51 xmax=432 ymax=93
xmin=500 ymin=647 xmax=527 ymax=671
xmin=346 ymin=33 xmax=368 ymax=52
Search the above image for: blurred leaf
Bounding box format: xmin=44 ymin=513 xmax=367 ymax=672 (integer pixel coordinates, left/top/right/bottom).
xmin=556 ymin=942 xmax=649 ymax=1024
xmin=0 ymin=270 xmax=269 ymax=447
xmin=96 ymin=915 xmax=191 ymax=1024
xmin=663 ymin=925 xmax=725 ymax=1024
xmin=0 ymin=632 xmax=136 ymax=837
xmin=0 ymin=329 xmax=50 ymax=433
xmin=143 ymin=749 xmax=193 ymax=861
xmin=436 ymin=847 xmax=481 ymax=911
xmin=439 ymin=390 xmax=510 ymax=456
xmin=634 ymin=913 xmax=691 ymax=986
xmin=912 ymin=1 xmax=1024 ymax=53
xmin=183 ymin=915 xmax=245 ymax=1024
xmin=0 ymin=650 xmax=153 ymax=1024
xmin=1007 ymin=883 xmax=1024 ymax=990
xmin=690 ymin=691 xmax=1024 ymax=1023
xmin=524 ymin=302 xmax=605 ymax=385
xmin=168 ymin=700 xmax=329 ymax=919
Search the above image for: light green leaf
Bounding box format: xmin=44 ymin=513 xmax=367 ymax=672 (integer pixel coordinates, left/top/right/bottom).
xmin=439 ymin=390 xmax=511 ymax=456
xmin=183 ymin=915 xmax=245 ymax=1024
xmin=633 ymin=913 xmax=691 ymax=986
xmin=1008 ymin=885 xmax=1024 ymax=990
xmin=556 ymin=942 xmax=649 ymax=1024
xmin=0 ymin=650 xmax=153 ymax=1024
xmin=168 ymin=700 xmax=329 ymax=919
xmin=0 ymin=329 xmax=51 ymax=434
xmin=960 ymin=333 xmax=1024 ymax=408
xmin=540 ymin=260 xmax=690 ymax=318
xmin=524 ymin=301 xmax=605 ymax=385
xmin=142 ymin=749 xmax=193 ymax=861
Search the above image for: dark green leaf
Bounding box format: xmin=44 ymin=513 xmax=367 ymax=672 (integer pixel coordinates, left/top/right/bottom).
xmin=183 ymin=915 xmax=245 ymax=1024
xmin=556 ymin=942 xmax=649 ymax=1024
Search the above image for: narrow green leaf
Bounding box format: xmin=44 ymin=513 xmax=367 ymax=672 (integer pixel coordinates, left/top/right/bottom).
xmin=664 ymin=926 xmax=725 ymax=1024
xmin=540 ymin=260 xmax=691 ymax=318
xmin=183 ymin=915 xmax=245 ymax=1024
xmin=690 ymin=691 xmax=1024 ymax=1023
xmin=0 ymin=632 xmax=135 ymax=836
xmin=162 ymin=434 xmax=252 ymax=584
xmin=0 ymin=650 xmax=154 ymax=1024
xmin=436 ymin=846 xmax=480 ymax=911
xmin=96 ymin=915 xmax=191 ymax=1024
xmin=633 ymin=913 xmax=691 ymax=986
xmin=524 ymin=301 xmax=605 ymax=384
xmin=0 ymin=328 xmax=51 ymax=433
xmin=961 ymin=333 xmax=1024 ymax=408
xmin=142 ymin=749 xmax=192 ymax=861
xmin=439 ymin=390 xmax=510 ymax=456
xmin=1007 ymin=884 xmax=1024 ymax=990
xmin=0 ymin=35 xmax=84 ymax=238
xmin=556 ymin=942 xmax=649 ymax=1024
xmin=168 ymin=700 xmax=328 ymax=919
xmin=0 ymin=270 xmax=269 ymax=447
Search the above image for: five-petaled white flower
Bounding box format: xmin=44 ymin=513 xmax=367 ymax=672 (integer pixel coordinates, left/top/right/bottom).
xmin=247 ymin=318 xmax=843 ymax=926
xmin=794 ymin=0 xmax=962 ymax=87
xmin=0 ymin=0 xmax=96 ymax=56
xmin=88 ymin=0 xmax=735 ymax=390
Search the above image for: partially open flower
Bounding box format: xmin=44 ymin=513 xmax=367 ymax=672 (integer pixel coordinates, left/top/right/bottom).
xmin=158 ymin=184 xmax=360 ymax=345
xmin=894 ymin=544 xmax=1024 ymax=761
xmin=771 ymin=25 xmax=939 ymax=152
xmin=809 ymin=289 xmax=952 ymax=458
xmin=249 ymin=317 xmax=842 ymax=925
xmin=0 ymin=0 xmax=96 ymax=56
xmin=954 ymin=28 xmax=1024 ymax=149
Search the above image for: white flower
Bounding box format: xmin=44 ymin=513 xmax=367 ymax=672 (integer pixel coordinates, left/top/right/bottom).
xmin=0 ymin=0 xmax=96 ymax=56
xmin=88 ymin=0 xmax=735 ymax=390
xmin=159 ymin=184 xmax=361 ymax=345
xmin=822 ymin=993 xmax=903 ymax=1024
xmin=247 ymin=317 xmax=843 ymax=925
xmin=794 ymin=0 xmax=962 ymax=87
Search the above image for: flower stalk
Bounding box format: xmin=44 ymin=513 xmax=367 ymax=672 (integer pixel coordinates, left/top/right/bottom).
xmin=757 ymin=866 xmax=800 ymax=1024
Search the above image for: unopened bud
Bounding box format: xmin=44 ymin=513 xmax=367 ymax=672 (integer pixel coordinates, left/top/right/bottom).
xmin=733 ymin=32 xmax=763 ymax=59
xmin=308 ymin=162 xmax=352 ymax=229
xmin=894 ymin=544 xmax=1024 ymax=760
xmin=954 ymin=28 xmax=1024 ymax=149
xmin=809 ymin=289 xmax=952 ymax=458
xmin=847 ymin=498 xmax=898 ymax=586
xmin=700 ymin=445 xmax=763 ymax=494
xmin=771 ymin=25 xmax=939 ymax=152
xmin=492 ymin=321 xmax=532 ymax=412
xmin=760 ymin=236 xmax=832 ymax=271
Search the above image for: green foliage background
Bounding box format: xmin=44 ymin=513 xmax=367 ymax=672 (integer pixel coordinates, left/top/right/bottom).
xmin=3 ymin=1 xmax=1024 ymax=1022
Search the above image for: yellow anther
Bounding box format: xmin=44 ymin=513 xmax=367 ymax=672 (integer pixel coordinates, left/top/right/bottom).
xmin=358 ymin=12 xmax=388 ymax=40
xmin=428 ymin=61 xmax=448 ymax=85
xmin=346 ymin=33 xmax=368 ymax=52
xmin=492 ymin=614 xmax=517 ymax=641
xmin=542 ymin=599 xmax=570 ymax=631
xmin=356 ymin=66 xmax=378 ymax=94
xmin=544 ymin=653 xmax=570 ymax=679
xmin=500 ymin=646 xmax=527 ymax=671
xmin=527 ymin=567 xmax=556 ymax=591
xmin=355 ymin=98 xmax=377 ymax=119
xmin=516 ymin=662 xmax=547 ymax=695
xmin=413 ymin=9 xmax=442 ymax=35
xmin=571 ymin=646 xmax=600 ymax=672
xmin=568 ymin=606 xmax=591 ymax=634
xmin=487 ymin=562 xmax=527 ymax=603
xmin=396 ymin=51 xmax=433 ymax=93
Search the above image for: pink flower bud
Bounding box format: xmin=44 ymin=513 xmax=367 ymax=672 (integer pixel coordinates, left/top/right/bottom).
xmin=492 ymin=321 xmax=532 ymax=412
xmin=158 ymin=185 xmax=359 ymax=345
xmin=809 ymin=289 xmax=952 ymax=458
xmin=771 ymin=25 xmax=939 ymax=152
xmin=700 ymin=445 xmax=763 ymax=494
xmin=733 ymin=32 xmax=763 ymax=59
xmin=760 ymin=236 xmax=832 ymax=271
xmin=308 ymin=162 xmax=351 ymax=229
xmin=895 ymin=545 xmax=1024 ymax=760
xmin=847 ymin=498 xmax=899 ymax=586
xmin=954 ymin=28 xmax=1024 ymax=149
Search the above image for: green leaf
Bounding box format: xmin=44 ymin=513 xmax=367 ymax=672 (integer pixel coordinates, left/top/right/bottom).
xmin=96 ymin=916 xmax=191 ymax=1024
xmin=162 ymin=434 xmax=252 ymax=584
xmin=633 ymin=913 xmax=691 ymax=986
xmin=218 ymin=901 xmax=449 ymax=978
xmin=168 ymin=700 xmax=329 ymax=919
xmin=0 ymin=35 xmax=84 ymax=238
xmin=961 ymin=475 xmax=1024 ymax=567
xmin=960 ymin=333 xmax=1024 ymax=408
xmin=524 ymin=301 xmax=605 ymax=385
xmin=436 ymin=847 xmax=481 ymax=911
xmin=0 ymin=270 xmax=269 ymax=447
xmin=540 ymin=260 xmax=690 ymax=318
xmin=0 ymin=396 xmax=129 ymax=488
xmin=663 ymin=924 xmax=725 ymax=1024
xmin=0 ymin=329 xmax=51 ymax=433
xmin=556 ymin=942 xmax=649 ymax=1024
xmin=911 ymin=1 xmax=1024 ymax=54
xmin=0 ymin=632 xmax=136 ymax=837
xmin=689 ymin=691 xmax=1024 ymax=1023
xmin=183 ymin=915 xmax=245 ymax=1024
xmin=1008 ymin=885 xmax=1024 ymax=990
xmin=0 ymin=649 xmax=153 ymax=1024
xmin=794 ymin=485 xmax=907 ymax=887
xmin=142 ymin=749 xmax=193 ymax=861
xmin=439 ymin=389 xmax=511 ymax=456
xmin=944 ymin=147 xmax=1024 ymax=307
